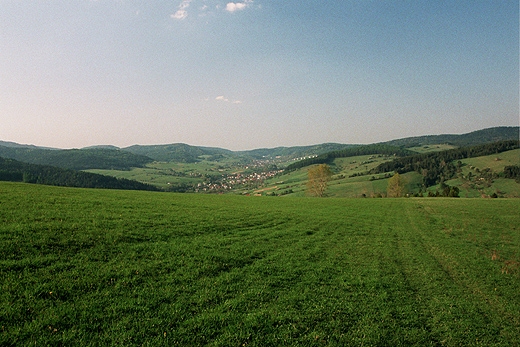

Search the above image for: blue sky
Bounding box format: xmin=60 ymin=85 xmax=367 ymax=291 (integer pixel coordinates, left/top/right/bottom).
xmin=1 ymin=1 xmax=518 ymax=150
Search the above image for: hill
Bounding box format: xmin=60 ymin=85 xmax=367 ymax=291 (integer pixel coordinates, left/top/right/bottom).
xmin=369 ymin=140 xmax=519 ymax=187
xmin=120 ymin=143 xmax=356 ymax=163
xmin=284 ymin=144 xmax=413 ymax=171
xmin=380 ymin=126 xmax=519 ymax=148
xmin=1 ymin=126 xmax=517 ymax=169
xmin=81 ymin=145 xmax=121 ymax=150
xmin=237 ymin=143 xmax=354 ymax=159
xmin=0 ymin=146 xmax=153 ymax=170
xmin=122 ymin=143 xmax=234 ymax=163
xmin=1 ymin=126 xmax=518 ymax=195
xmin=269 ymin=144 xmax=519 ymax=198
xmin=0 ymin=140 xmax=44 ymax=149
xmin=0 ymin=157 xmax=157 ymax=191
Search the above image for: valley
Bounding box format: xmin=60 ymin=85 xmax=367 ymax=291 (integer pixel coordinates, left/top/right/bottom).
xmin=0 ymin=126 xmax=518 ymax=197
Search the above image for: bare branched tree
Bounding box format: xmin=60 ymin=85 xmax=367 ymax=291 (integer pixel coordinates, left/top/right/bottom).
xmin=387 ymin=173 xmax=405 ymax=197
xmin=307 ymin=164 xmax=333 ymax=197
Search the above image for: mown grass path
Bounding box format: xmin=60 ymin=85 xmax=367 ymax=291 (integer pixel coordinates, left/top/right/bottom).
xmin=0 ymin=182 xmax=519 ymax=346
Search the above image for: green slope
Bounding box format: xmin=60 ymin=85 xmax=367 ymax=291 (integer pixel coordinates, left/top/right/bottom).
xmin=261 ymin=145 xmax=519 ymax=198
xmin=122 ymin=143 xmax=234 ymax=162
xmin=0 ymin=157 xmax=158 ymax=191
xmin=237 ymin=143 xmax=354 ymax=159
xmin=381 ymin=126 xmax=519 ymax=148
xmin=0 ymin=147 xmax=153 ymax=170
xmin=1 ymin=182 xmax=519 ymax=345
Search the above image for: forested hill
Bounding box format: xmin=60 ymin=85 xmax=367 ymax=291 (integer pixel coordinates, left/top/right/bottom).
xmin=370 ymin=140 xmax=519 ymax=187
xmin=122 ymin=143 xmax=233 ymax=163
xmin=380 ymin=126 xmax=519 ymax=148
xmin=237 ymin=143 xmax=354 ymax=159
xmin=0 ymin=141 xmax=45 ymax=149
xmin=1 ymin=126 xmax=517 ymax=169
xmin=0 ymin=157 xmax=158 ymax=191
xmin=0 ymin=147 xmax=153 ymax=170
xmin=285 ymin=145 xmax=413 ymax=171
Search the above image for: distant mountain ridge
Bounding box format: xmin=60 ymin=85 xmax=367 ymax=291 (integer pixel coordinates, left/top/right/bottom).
xmin=379 ymin=126 xmax=519 ymax=148
xmin=123 ymin=143 xmax=233 ymax=163
xmin=237 ymin=143 xmax=354 ymax=159
xmin=0 ymin=140 xmax=56 ymax=150
xmin=1 ymin=126 xmax=518 ymax=169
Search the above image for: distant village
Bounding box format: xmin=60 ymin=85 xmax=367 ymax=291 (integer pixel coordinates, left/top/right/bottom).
xmin=189 ymin=155 xmax=319 ymax=192
xmin=195 ymin=169 xmax=284 ymax=193
xmin=193 ymin=155 xmax=321 ymax=192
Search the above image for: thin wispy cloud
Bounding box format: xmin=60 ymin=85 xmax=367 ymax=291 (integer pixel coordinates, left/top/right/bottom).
xmin=215 ymin=95 xmax=242 ymax=104
xmin=171 ymin=0 xmax=255 ymax=20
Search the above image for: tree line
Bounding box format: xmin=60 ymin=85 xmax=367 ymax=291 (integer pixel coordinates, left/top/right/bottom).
xmin=0 ymin=157 xmax=158 ymax=191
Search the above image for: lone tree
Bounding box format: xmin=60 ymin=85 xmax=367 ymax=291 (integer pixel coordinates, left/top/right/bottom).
xmin=387 ymin=172 xmax=405 ymax=197
xmin=307 ymin=164 xmax=333 ymax=197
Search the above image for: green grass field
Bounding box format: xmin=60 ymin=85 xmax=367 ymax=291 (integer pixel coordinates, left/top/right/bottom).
xmin=461 ymin=149 xmax=519 ymax=172
xmin=86 ymin=161 xmax=218 ymax=189
xmin=408 ymin=144 xmax=458 ymax=153
xmin=1 ymin=182 xmax=519 ymax=346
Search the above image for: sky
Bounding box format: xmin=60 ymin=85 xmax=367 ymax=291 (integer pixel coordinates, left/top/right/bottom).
xmin=1 ymin=0 xmax=518 ymax=150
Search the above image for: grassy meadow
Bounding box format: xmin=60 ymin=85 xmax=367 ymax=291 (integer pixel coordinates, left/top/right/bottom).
xmin=407 ymin=144 xmax=458 ymax=153
xmin=1 ymin=182 xmax=519 ymax=346
xmin=86 ymin=162 xmax=212 ymax=189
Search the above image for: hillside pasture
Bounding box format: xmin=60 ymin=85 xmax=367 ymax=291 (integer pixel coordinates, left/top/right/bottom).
xmin=407 ymin=144 xmax=458 ymax=153
xmin=461 ymin=149 xmax=519 ymax=173
xmin=445 ymin=177 xmax=520 ymax=199
xmin=87 ymin=166 xmax=202 ymax=189
xmin=447 ymin=149 xmax=520 ymax=198
xmin=304 ymin=149 xmax=519 ymax=198
xmin=86 ymin=161 xmax=235 ymax=190
xmin=265 ymin=155 xmax=396 ymax=197
xmin=1 ymin=182 xmax=519 ymax=346
xmin=327 ymin=172 xmax=423 ymax=198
